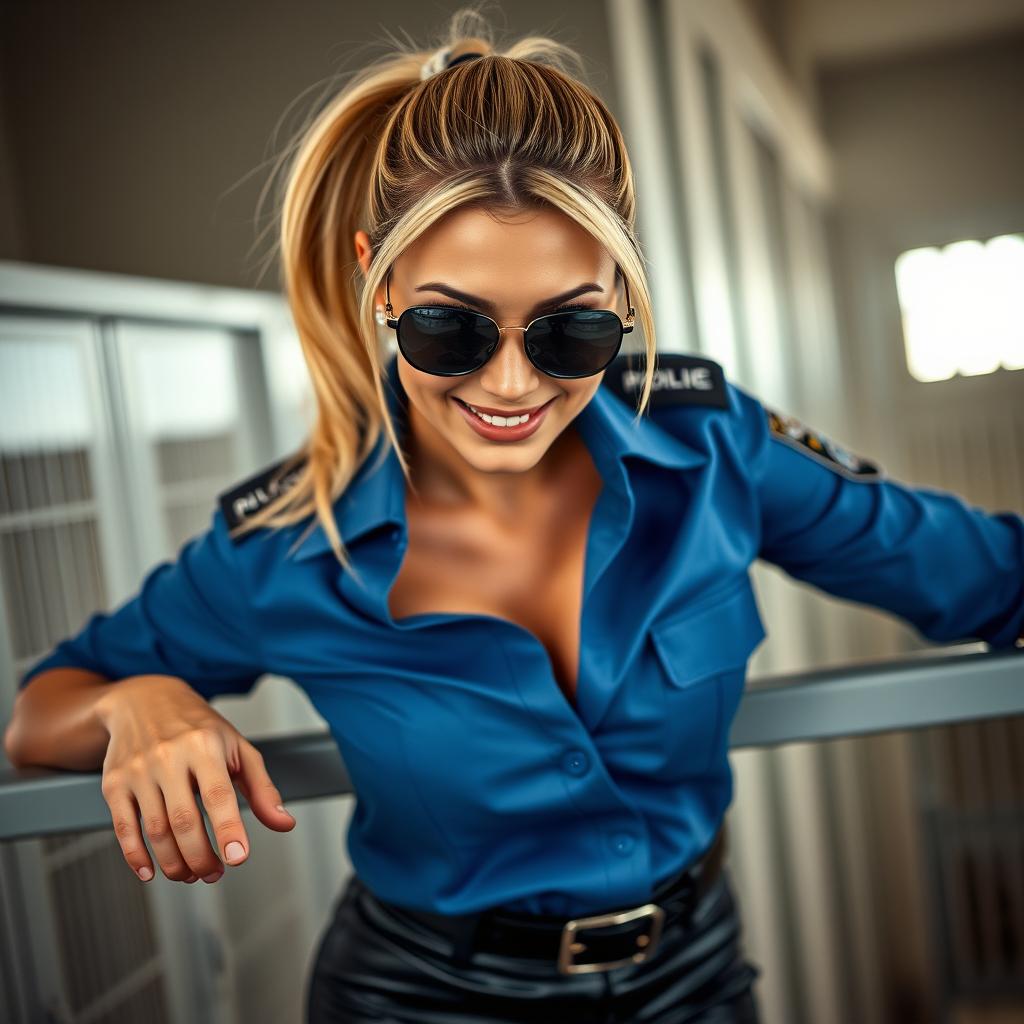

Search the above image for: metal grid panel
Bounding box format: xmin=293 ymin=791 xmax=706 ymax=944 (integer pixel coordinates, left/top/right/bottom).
xmin=0 ymin=314 xmax=171 ymax=1022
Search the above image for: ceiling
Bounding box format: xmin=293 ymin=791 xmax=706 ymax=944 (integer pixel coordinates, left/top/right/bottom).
xmin=785 ymin=0 xmax=1024 ymax=67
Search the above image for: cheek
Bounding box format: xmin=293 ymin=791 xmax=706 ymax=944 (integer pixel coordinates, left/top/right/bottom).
xmin=569 ymin=383 xmax=602 ymax=412
xmin=409 ymin=384 xmax=456 ymax=414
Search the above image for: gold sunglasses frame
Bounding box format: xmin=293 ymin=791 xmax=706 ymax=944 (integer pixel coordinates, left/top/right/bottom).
xmin=382 ymin=264 xmax=635 ymax=339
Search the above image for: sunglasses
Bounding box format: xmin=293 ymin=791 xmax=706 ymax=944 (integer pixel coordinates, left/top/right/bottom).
xmin=382 ymin=265 xmax=635 ymax=378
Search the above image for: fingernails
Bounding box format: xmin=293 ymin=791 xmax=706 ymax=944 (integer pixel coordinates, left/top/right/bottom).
xmin=276 ymin=804 xmax=294 ymax=819
xmin=225 ymin=841 xmax=246 ymax=863
xmin=137 ymin=866 xmax=153 ymax=881
xmin=202 ymin=872 xmax=223 ymax=883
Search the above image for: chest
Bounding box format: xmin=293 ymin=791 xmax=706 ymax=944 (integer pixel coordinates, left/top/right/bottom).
xmin=387 ymin=462 xmax=604 ymax=710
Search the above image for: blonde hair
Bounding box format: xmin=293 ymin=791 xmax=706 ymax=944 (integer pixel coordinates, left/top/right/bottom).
xmin=237 ymin=3 xmax=659 ymax=578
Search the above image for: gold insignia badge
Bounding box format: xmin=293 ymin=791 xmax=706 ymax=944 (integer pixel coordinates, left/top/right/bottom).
xmin=765 ymin=408 xmax=883 ymax=481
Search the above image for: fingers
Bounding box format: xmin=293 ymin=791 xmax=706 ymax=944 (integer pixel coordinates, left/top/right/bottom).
xmin=102 ymin=730 xmax=294 ymax=885
xmin=103 ymin=782 xmax=158 ymax=883
xmin=232 ymin=741 xmax=296 ymax=834
xmin=149 ymin=734 xmax=231 ymax=882
xmin=128 ymin=775 xmax=202 ymax=883
xmin=190 ymin=732 xmax=258 ymax=868
xmin=159 ymin=761 xmax=228 ymax=883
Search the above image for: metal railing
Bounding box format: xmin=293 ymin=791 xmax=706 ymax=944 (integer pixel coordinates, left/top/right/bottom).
xmin=1 ymin=645 xmax=1022 ymax=841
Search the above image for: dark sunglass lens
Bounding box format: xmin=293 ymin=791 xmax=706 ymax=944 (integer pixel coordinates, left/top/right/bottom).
xmin=398 ymin=307 xmax=498 ymax=375
xmin=525 ymin=311 xmax=623 ymax=378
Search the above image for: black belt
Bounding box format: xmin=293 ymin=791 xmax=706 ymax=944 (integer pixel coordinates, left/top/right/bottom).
xmin=369 ymin=824 xmax=728 ymax=976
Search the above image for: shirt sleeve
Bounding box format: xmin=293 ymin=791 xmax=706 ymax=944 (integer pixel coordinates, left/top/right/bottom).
xmin=730 ymin=382 xmax=1024 ymax=650
xmin=17 ymin=506 xmax=266 ymax=699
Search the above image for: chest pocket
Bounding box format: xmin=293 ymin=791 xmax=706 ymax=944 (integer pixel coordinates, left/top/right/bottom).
xmin=649 ymin=577 xmax=766 ymax=776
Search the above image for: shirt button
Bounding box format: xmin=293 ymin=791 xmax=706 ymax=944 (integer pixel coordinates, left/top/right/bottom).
xmin=610 ymin=832 xmax=636 ymax=856
xmin=562 ymin=750 xmax=590 ymax=776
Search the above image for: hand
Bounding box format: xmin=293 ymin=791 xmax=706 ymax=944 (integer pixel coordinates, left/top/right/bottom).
xmin=95 ymin=675 xmax=295 ymax=884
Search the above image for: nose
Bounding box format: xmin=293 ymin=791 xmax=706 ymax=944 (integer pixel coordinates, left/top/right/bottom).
xmin=477 ymin=328 xmax=543 ymax=398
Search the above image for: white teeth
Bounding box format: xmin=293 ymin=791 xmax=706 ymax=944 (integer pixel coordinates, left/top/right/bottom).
xmin=466 ymin=403 xmax=530 ymax=427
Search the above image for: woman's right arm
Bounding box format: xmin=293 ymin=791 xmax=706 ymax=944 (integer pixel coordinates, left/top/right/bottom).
xmin=4 ymin=504 xmax=295 ymax=883
xmin=5 ymin=666 xmax=118 ymax=772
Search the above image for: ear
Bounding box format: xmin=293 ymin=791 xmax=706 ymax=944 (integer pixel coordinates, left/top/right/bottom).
xmin=354 ymin=229 xmax=373 ymax=276
xmin=354 ymin=230 xmax=386 ymax=308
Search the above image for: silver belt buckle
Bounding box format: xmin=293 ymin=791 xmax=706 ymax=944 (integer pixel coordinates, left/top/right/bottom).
xmin=556 ymin=902 xmax=666 ymax=975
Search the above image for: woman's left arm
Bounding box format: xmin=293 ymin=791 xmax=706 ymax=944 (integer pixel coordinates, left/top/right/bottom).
xmin=730 ymin=383 xmax=1024 ymax=650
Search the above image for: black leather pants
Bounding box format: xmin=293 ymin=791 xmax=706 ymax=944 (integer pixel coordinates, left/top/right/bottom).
xmin=306 ymin=865 xmax=762 ymax=1023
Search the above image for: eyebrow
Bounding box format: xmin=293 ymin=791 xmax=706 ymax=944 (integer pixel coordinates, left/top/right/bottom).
xmin=413 ymin=281 xmax=605 ymax=316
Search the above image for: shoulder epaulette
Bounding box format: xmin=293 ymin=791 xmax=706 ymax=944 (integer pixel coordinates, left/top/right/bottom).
xmin=602 ymin=352 xmax=730 ymax=411
xmin=764 ymin=406 xmax=884 ymax=481
xmin=218 ymin=454 xmax=307 ymax=538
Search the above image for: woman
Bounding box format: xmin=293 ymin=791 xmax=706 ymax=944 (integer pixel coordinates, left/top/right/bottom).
xmin=9 ymin=8 xmax=1024 ymax=1024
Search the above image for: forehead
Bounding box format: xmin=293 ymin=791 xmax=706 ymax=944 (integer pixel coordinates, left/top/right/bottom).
xmin=396 ymin=204 xmax=615 ymax=292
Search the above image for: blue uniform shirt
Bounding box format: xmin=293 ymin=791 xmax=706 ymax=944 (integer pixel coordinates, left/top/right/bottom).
xmin=19 ymin=350 xmax=1024 ymax=917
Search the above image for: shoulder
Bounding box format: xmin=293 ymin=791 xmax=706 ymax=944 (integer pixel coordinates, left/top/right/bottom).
xmin=601 ymin=351 xmax=766 ymax=462
xmin=601 ymin=351 xmax=731 ymax=412
xmin=600 ymin=352 xmax=884 ymax=482
xmin=210 ymin=452 xmax=318 ymax=601
xmin=217 ymin=452 xmax=308 ymax=543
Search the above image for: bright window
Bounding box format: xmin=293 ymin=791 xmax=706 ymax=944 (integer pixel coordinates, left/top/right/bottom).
xmin=893 ymin=233 xmax=1024 ymax=382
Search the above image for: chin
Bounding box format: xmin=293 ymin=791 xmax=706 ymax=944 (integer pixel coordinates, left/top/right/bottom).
xmin=457 ymin=431 xmax=553 ymax=470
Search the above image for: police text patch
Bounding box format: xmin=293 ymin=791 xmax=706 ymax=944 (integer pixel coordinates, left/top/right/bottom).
xmin=765 ymin=407 xmax=884 ymax=481
xmin=602 ymin=352 xmax=729 ymax=410
xmin=218 ymin=454 xmax=307 ymax=538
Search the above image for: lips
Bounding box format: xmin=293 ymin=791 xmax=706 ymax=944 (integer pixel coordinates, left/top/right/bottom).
xmin=454 ymin=397 xmax=554 ymax=417
xmin=453 ymin=393 xmax=555 ymax=442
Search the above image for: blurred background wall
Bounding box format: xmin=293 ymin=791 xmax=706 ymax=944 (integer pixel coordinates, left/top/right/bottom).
xmin=0 ymin=1 xmax=618 ymax=287
xmin=1 ymin=2 xmax=1022 ymax=1022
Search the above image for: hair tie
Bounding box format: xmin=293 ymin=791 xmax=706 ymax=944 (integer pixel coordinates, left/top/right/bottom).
xmin=446 ymin=51 xmax=485 ymax=69
xmin=421 ymin=47 xmax=486 ymax=80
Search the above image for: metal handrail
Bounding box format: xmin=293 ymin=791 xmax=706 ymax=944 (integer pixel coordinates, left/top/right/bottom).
xmin=1 ymin=646 xmax=1021 ymax=841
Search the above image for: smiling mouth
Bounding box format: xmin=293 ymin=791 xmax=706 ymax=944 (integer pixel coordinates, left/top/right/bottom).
xmin=456 ymin=397 xmax=552 ymax=417
xmin=453 ymin=397 xmax=554 ymax=418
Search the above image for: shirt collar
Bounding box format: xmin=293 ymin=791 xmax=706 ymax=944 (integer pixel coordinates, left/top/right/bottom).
xmin=292 ymin=350 xmax=708 ymax=561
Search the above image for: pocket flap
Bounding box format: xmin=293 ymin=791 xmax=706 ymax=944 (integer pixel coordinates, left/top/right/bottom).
xmin=651 ymin=580 xmax=766 ymax=688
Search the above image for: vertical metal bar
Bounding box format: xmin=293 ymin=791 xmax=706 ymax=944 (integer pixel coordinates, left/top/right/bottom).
xmin=8 ymin=344 xmax=49 ymax=658
xmin=605 ymin=0 xmax=702 ymax=359
xmin=37 ymin=347 xmax=79 ymax=651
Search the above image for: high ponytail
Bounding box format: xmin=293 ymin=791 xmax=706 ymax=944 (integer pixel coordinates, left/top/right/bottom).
xmin=232 ymin=3 xmax=658 ymax=577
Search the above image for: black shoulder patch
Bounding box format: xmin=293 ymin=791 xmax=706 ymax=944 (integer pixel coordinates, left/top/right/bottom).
xmin=602 ymin=352 xmax=729 ymax=410
xmin=765 ymin=406 xmax=884 ymax=481
xmin=218 ymin=454 xmax=307 ymax=538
